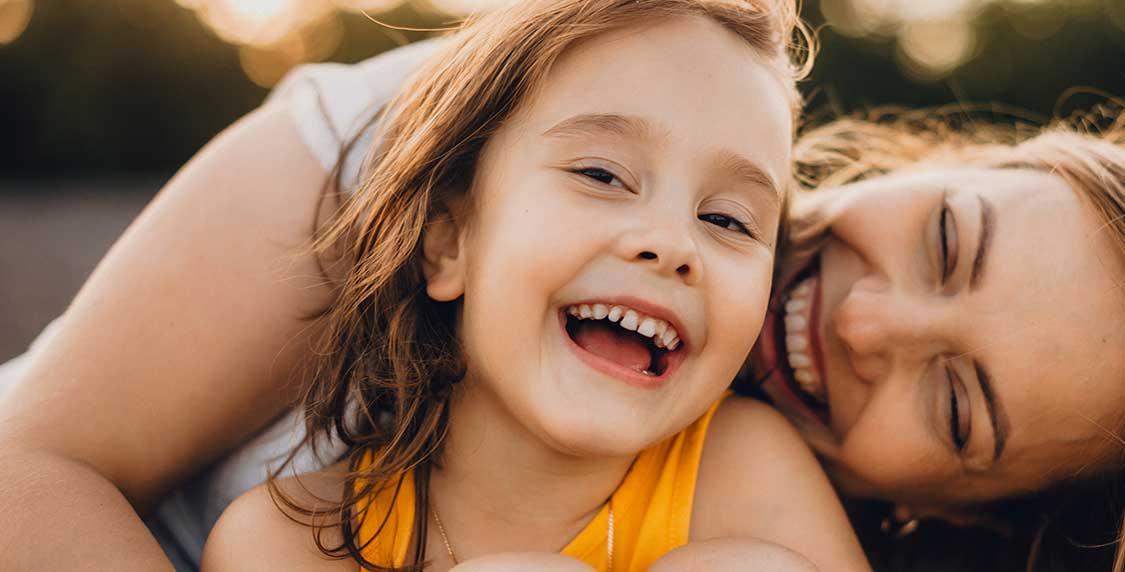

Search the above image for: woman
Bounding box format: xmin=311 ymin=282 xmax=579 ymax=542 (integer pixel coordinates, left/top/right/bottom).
xmin=1 ymin=33 xmax=1123 ymax=571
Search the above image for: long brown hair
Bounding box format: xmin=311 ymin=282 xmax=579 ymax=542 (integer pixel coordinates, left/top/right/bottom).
xmin=791 ymin=99 xmax=1125 ymax=572
xmin=267 ymin=1 xmax=814 ymax=569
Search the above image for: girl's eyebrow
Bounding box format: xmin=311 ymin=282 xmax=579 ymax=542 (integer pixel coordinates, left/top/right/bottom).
xmin=541 ymin=113 xmax=656 ymax=142
xmin=542 ymin=113 xmax=780 ymax=203
xmin=713 ymin=149 xmax=781 ymax=206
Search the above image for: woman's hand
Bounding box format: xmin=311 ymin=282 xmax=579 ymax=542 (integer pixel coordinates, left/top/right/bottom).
xmin=450 ymin=552 xmax=595 ymax=572
xmin=649 ymin=538 xmax=817 ymax=572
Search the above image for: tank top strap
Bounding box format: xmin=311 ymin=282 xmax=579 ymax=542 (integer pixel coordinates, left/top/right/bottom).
xmin=353 ymin=392 xmax=730 ymax=572
xmin=354 ymin=454 xmax=417 ymax=569
xmin=562 ymin=392 xmax=731 ymax=572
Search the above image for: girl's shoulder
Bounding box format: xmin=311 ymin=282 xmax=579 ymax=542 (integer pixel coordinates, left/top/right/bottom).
xmin=691 ymin=396 xmax=869 ymax=569
xmin=200 ymin=465 xmax=353 ymax=572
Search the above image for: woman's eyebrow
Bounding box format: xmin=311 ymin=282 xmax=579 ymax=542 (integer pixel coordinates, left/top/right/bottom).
xmin=541 ymin=113 xmax=655 ymax=142
xmin=975 ymin=359 xmax=1010 ymax=463
xmin=969 ymin=194 xmax=995 ymax=291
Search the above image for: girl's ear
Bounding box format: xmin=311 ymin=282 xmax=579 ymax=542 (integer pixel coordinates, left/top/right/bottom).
xmin=422 ymin=196 xmax=468 ymax=302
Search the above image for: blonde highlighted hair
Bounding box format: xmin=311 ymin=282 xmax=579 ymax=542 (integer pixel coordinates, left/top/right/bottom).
xmin=268 ymin=1 xmax=815 ymax=570
xmin=791 ymin=98 xmax=1125 ymax=572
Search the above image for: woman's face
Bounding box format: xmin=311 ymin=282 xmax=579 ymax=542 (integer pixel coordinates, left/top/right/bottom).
xmin=750 ymin=166 xmax=1125 ymax=507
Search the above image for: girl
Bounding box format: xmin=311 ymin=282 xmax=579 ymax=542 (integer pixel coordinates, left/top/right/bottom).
xmin=197 ymin=1 xmax=869 ymax=571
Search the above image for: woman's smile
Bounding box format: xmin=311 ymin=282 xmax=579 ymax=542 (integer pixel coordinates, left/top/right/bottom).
xmin=751 ymin=257 xmax=832 ymax=431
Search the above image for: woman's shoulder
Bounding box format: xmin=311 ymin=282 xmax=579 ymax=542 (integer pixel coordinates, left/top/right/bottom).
xmin=265 ymin=37 xmax=450 ymax=187
xmin=200 ymin=465 xmax=353 ymax=572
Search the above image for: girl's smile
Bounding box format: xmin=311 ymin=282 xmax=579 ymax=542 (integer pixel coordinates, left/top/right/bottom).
xmin=561 ymin=296 xmax=689 ymax=389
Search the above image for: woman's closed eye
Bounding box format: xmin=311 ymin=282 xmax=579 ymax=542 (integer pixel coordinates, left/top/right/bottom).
xmin=946 ymin=363 xmax=972 ymax=453
xmin=938 ymin=197 xmax=959 ymax=284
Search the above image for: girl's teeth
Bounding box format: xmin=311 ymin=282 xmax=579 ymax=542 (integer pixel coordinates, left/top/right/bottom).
xmin=620 ymin=310 xmax=640 ymax=331
xmin=565 ymin=303 xmax=683 ymax=351
xmin=786 ymin=334 xmax=808 ymax=351
xmin=608 ymin=306 xmax=624 ymax=322
xmin=660 ymin=328 xmax=676 ymax=348
xmin=593 ymin=304 xmax=609 ymax=320
xmin=785 ymin=298 xmax=807 ymax=313
xmin=637 ymin=318 xmax=657 ymax=337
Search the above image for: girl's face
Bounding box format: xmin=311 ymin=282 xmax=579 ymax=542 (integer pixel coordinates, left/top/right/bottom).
xmin=751 ymin=166 xmax=1125 ymax=507
xmin=436 ymin=15 xmax=792 ymax=458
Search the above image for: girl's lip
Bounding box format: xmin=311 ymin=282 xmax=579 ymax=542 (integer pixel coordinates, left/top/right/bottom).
xmin=750 ymin=257 xmax=831 ymax=426
xmin=557 ymin=310 xmax=686 ymax=390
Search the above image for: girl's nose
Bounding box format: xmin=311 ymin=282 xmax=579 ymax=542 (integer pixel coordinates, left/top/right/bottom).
xmin=619 ymin=216 xmax=703 ymax=285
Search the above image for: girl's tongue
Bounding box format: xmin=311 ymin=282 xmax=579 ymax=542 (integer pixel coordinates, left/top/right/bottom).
xmin=571 ymin=321 xmax=652 ymax=372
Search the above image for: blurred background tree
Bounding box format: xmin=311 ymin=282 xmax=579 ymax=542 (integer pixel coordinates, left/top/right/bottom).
xmin=1 ymin=0 xmax=1123 ymax=176
xmin=0 ymin=0 xmax=1123 ymax=359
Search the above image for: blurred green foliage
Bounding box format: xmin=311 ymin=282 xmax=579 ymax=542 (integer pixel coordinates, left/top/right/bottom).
xmin=0 ymin=0 xmax=1122 ymax=177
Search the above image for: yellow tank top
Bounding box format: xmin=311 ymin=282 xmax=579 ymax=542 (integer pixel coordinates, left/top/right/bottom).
xmin=354 ymin=394 xmax=728 ymax=572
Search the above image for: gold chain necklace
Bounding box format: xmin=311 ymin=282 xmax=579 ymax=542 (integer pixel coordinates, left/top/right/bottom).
xmin=430 ymin=501 xmax=615 ymax=572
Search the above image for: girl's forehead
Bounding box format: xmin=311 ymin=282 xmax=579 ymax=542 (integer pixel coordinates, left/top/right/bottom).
xmin=506 ymin=15 xmax=794 ymax=193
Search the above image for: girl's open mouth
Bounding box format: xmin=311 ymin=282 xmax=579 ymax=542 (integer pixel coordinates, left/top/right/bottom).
xmin=753 ymin=257 xmax=831 ymax=425
xmin=559 ymin=300 xmax=687 ymax=388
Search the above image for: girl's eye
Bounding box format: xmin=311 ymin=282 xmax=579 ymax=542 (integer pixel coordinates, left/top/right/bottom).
xmin=699 ymin=213 xmax=756 ymax=239
xmin=939 ymin=201 xmax=959 ymax=284
xmin=946 ymin=365 xmax=971 ymax=453
xmin=576 ymin=167 xmax=626 ymax=189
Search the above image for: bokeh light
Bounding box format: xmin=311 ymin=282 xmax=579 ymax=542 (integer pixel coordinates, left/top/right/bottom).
xmin=896 ymin=17 xmax=977 ymax=81
xmin=329 ymin=0 xmax=404 ymax=12
xmin=163 ymin=0 xmax=1121 ymax=87
xmin=817 ymin=0 xmax=1122 ymax=82
xmin=422 ymin=0 xmax=515 ymax=16
xmin=0 ymin=0 xmax=34 ymax=46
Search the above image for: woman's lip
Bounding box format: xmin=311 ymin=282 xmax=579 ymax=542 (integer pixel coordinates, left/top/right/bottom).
xmin=557 ymin=310 xmax=685 ymax=390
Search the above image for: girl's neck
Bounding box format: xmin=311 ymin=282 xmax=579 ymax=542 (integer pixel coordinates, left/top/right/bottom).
xmin=427 ymin=379 xmax=634 ymax=558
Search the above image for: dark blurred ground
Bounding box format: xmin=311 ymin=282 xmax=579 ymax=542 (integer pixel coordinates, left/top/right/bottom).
xmin=0 ymin=182 xmax=152 ymax=360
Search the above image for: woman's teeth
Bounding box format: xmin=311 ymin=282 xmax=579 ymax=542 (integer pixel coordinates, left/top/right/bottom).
xmin=783 ymin=278 xmax=825 ymax=401
xmin=565 ymin=303 xmax=680 ymax=350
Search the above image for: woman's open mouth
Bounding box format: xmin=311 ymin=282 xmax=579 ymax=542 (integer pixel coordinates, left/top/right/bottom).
xmin=751 ymin=257 xmax=831 ymax=425
xmin=560 ymin=300 xmax=687 ymax=388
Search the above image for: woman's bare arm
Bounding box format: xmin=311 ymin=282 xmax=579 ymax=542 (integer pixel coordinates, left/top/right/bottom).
xmin=0 ymin=102 xmax=337 ymax=570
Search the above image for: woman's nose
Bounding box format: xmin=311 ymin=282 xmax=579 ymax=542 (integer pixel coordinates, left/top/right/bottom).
xmin=831 ymin=275 xmax=940 ymax=383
